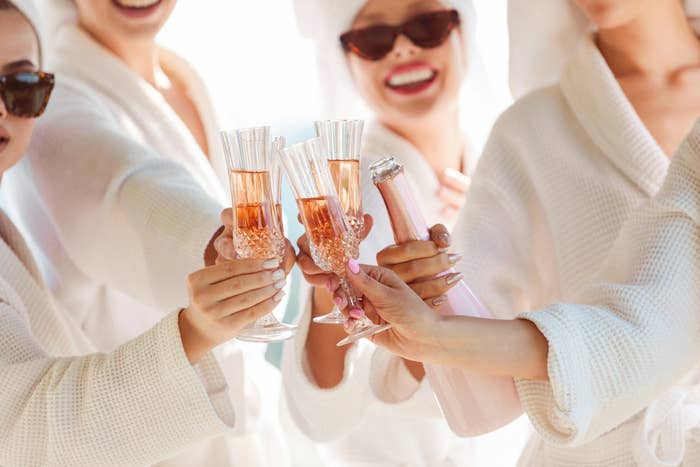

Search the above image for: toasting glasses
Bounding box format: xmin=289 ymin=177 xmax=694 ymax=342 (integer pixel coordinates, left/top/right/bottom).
xmin=312 ymin=120 xmax=365 ymax=325
xmin=280 ymin=137 xmax=391 ymax=346
xmin=221 ymin=126 xmax=297 ymax=343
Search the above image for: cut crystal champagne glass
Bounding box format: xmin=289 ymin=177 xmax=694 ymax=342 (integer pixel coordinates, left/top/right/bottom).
xmin=280 ymin=137 xmax=391 ymax=346
xmin=220 ymin=126 xmax=296 ymax=343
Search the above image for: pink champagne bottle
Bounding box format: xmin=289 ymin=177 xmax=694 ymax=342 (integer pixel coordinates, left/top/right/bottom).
xmin=370 ymin=157 xmax=522 ymax=436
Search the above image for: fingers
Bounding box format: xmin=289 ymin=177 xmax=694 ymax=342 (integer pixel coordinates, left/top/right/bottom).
xmin=428 ymin=224 xmax=451 ymax=250
xmin=409 ymin=272 xmax=462 ymax=300
xmin=359 ymin=213 xmax=374 ymax=240
xmin=207 ymin=268 xmax=286 ymax=302
xmin=439 ymin=168 xmax=471 ymax=192
xmin=188 ymin=257 xmax=280 ymax=287
xmin=220 ymin=208 xmax=233 ymax=228
xmin=344 ymin=261 xmax=403 ymax=302
xmin=376 ymin=240 xmax=444 ymax=266
xmin=437 ymin=185 xmax=466 ymax=211
xmin=391 ymin=253 xmax=462 ymax=283
xmin=214 ymin=232 xmax=236 ymax=261
xmin=223 ymin=291 xmax=286 ymax=328
xmin=210 ymin=284 xmax=284 ymax=319
xmin=297 ymin=251 xmax=326 ymax=276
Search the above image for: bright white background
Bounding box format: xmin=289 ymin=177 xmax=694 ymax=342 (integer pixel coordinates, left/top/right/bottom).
xmin=158 ymin=0 xmax=511 ymax=137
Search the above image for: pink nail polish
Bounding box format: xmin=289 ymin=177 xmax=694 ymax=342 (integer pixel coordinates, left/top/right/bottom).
xmin=334 ymin=296 xmax=344 ymax=308
xmin=326 ymin=280 xmax=333 ymax=293
xmin=348 ymin=258 xmax=360 ymax=274
xmin=349 ymin=308 xmax=364 ymax=319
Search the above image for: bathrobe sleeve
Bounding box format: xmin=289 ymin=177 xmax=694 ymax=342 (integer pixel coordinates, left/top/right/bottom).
xmin=24 ymin=80 xmax=223 ymax=312
xmin=515 ymin=122 xmax=700 ymax=448
xmin=0 ymin=307 xmax=235 ymax=467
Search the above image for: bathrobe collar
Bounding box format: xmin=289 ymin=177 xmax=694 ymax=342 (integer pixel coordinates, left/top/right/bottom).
xmin=560 ymin=36 xmax=669 ymax=197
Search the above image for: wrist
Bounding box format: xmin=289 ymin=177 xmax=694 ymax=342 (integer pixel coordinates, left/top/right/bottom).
xmin=178 ymin=308 xmax=216 ymax=365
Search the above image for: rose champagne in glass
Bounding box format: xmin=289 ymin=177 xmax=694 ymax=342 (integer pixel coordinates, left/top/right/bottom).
xmin=313 ymin=120 xmax=364 ymax=324
xmin=280 ymin=137 xmax=391 ymax=346
xmin=220 ymin=126 xmax=296 ymax=343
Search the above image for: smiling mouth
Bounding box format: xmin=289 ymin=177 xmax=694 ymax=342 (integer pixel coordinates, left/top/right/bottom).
xmin=385 ymin=67 xmax=439 ymax=95
xmin=112 ymin=0 xmax=162 ymax=9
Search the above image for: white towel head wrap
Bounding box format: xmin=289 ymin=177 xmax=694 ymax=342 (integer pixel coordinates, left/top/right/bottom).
xmin=4 ymin=0 xmax=44 ymax=65
xmin=508 ymin=0 xmax=700 ymax=99
xmin=294 ymin=0 xmax=498 ymax=152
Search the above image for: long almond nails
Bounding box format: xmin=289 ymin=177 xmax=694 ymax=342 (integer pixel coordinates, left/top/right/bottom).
xmin=348 ymin=308 xmax=364 ymax=320
xmin=445 ymin=272 xmax=464 ymax=285
xmin=448 ymin=253 xmax=463 ymax=264
xmin=431 ymin=295 xmax=449 ymax=307
xmin=348 ymin=258 xmax=360 ymax=274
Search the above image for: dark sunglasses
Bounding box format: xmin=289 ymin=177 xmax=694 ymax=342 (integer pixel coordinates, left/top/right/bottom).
xmin=0 ymin=71 xmax=55 ymax=118
xmin=340 ymin=9 xmax=460 ymax=61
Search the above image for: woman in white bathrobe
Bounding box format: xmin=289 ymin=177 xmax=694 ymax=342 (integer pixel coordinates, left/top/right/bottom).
xmin=0 ymin=2 xmax=289 ymax=465
xmin=269 ymin=0 xmax=529 ymax=465
xmin=1 ymin=0 xmax=291 ymax=465
xmin=335 ymin=0 xmax=700 ymax=465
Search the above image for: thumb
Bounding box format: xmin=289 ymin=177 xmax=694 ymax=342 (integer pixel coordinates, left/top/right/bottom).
xmin=345 ymin=260 xmax=403 ymax=303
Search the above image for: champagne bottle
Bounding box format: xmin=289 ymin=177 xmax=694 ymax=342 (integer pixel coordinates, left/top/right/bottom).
xmin=371 ymin=157 xmax=522 ymax=436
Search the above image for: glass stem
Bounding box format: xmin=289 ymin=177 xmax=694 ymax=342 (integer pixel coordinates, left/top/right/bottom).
xmin=340 ymin=276 xmax=361 ymax=309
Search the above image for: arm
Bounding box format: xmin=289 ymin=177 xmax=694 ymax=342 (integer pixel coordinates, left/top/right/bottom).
xmin=25 ymin=82 xmax=223 ymax=311
xmin=0 ymin=308 xmax=230 ymax=467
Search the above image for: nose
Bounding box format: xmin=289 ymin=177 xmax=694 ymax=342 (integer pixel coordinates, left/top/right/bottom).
xmin=391 ymin=33 xmax=418 ymax=60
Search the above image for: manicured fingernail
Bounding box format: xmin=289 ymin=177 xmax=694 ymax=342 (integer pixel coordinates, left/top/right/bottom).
xmin=271 ymin=269 xmax=285 ymax=280
xmin=438 ymin=247 xmax=449 ymax=253
xmin=274 ymin=279 xmax=286 ymax=290
xmin=334 ymin=296 xmax=345 ymax=308
xmin=348 ymin=258 xmax=360 ymax=274
xmin=326 ymin=280 xmax=333 ymax=293
xmin=432 ymin=295 xmax=449 ymax=307
xmin=273 ymin=290 xmax=286 ymax=302
xmin=263 ymin=258 xmax=280 ymax=269
xmin=437 ymin=232 xmax=451 ymax=245
xmin=448 ymin=253 xmax=463 ymax=264
xmin=445 ymin=272 xmax=463 ymax=285
xmin=349 ymin=308 xmax=364 ymax=320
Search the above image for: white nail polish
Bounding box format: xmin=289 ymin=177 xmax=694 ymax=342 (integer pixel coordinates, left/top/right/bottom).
xmin=274 ymin=280 xmax=286 ymax=290
xmin=263 ymin=259 xmax=280 ymax=269
xmin=273 ymin=290 xmax=286 ymax=302
xmin=271 ymin=269 xmax=284 ymax=280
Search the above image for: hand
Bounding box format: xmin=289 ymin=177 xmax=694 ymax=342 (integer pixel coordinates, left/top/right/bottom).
xmin=179 ymin=257 xmax=286 ymax=364
xmin=296 ymin=213 xmax=373 ymax=289
xmin=340 ymin=262 xmax=440 ymax=362
xmin=376 ymin=224 xmax=461 ymax=306
xmin=214 ymin=208 xmax=296 ymax=275
xmin=437 ymin=168 xmax=470 ymax=221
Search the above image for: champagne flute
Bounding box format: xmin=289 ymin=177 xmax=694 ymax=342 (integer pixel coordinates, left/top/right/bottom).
xmin=312 ymin=120 xmax=364 ymax=324
xmin=220 ymin=126 xmax=297 ymax=343
xmin=280 ymin=137 xmax=391 ymax=346
xmin=314 ymin=119 xmax=364 ymax=235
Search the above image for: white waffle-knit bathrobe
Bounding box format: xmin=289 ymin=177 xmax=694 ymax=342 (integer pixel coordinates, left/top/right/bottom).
xmin=443 ymin=35 xmax=700 ymax=465
xmin=0 ymin=208 xmax=235 ymax=466
xmin=1 ymin=23 xmax=288 ymax=467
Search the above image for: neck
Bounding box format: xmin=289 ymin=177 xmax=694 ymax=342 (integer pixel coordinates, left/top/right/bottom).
xmin=384 ymin=108 xmax=464 ymax=174
xmin=79 ymin=24 xmax=162 ymax=86
xmin=597 ymin=1 xmax=700 ymax=79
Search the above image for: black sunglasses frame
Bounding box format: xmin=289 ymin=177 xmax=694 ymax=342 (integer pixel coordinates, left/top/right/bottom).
xmin=340 ymin=9 xmax=460 ymax=61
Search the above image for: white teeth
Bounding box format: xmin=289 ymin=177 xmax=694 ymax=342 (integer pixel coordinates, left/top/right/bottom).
xmin=115 ymin=0 xmax=160 ymax=8
xmin=388 ymin=69 xmax=436 ymax=87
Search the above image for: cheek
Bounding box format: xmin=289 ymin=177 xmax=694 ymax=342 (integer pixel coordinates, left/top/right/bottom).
xmin=1 ymin=120 xmax=36 ymax=172
xmin=348 ymin=56 xmax=386 ymax=106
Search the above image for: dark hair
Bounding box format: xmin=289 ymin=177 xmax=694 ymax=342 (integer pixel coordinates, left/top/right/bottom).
xmin=0 ymin=0 xmax=18 ymax=10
